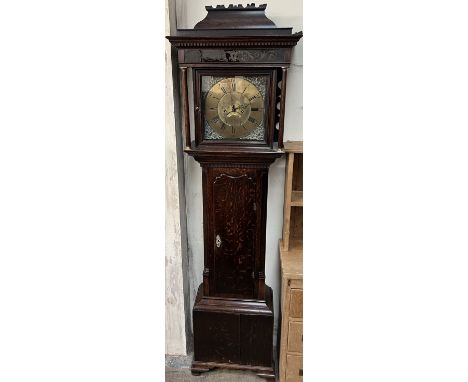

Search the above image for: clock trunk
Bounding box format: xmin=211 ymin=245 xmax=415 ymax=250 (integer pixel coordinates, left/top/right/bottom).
xmin=202 ymin=165 xmax=270 ymax=300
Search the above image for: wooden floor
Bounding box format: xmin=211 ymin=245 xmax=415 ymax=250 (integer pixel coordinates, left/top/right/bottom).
xmin=165 ymin=367 xmax=265 ymax=381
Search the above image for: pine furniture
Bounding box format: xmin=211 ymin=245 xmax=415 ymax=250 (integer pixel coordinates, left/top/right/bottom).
xmin=279 ymin=141 xmax=303 ymax=382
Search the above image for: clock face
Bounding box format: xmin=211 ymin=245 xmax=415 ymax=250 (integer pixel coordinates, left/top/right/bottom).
xmin=201 ymin=75 xmax=268 ymax=141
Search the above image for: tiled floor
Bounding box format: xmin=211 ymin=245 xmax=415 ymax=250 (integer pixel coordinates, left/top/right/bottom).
xmin=165 ymin=367 xmax=265 ymax=381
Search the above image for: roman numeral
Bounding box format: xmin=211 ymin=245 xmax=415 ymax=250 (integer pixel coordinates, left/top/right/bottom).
xmin=248 ymin=95 xmax=256 ymax=101
xmin=251 ymin=107 xmax=259 ymax=111
xmin=220 ymin=86 xmax=227 ymax=94
xmin=231 ymin=126 xmax=236 ymax=134
xmin=248 ymin=117 xmax=256 ymax=123
xmin=211 ymin=116 xmax=220 ymax=124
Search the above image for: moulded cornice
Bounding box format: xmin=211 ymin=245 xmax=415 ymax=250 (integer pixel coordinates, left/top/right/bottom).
xmin=166 ymin=33 xmax=303 ymax=49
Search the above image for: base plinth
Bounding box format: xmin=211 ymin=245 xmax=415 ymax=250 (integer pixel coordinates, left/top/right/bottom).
xmin=191 ymin=284 xmax=275 ymax=379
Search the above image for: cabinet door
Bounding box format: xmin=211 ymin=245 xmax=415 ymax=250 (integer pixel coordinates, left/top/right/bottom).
xmin=211 ymin=169 xmax=257 ymax=298
xmin=289 ymin=289 xmax=303 ymax=318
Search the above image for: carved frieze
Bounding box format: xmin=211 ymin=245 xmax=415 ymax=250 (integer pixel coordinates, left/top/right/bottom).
xmin=184 ymin=48 xmax=287 ymax=64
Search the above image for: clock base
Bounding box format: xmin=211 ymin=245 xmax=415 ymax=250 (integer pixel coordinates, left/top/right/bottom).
xmin=191 ymin=283 xmax=275 ymax=379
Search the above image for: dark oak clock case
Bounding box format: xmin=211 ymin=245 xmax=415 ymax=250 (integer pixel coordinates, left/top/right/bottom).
xmin=167 ymin=4 xmax=302 ymax=380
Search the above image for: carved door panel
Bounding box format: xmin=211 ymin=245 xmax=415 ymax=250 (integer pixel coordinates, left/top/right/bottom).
xmin=211 ymin=169 xmax=257 ymax=298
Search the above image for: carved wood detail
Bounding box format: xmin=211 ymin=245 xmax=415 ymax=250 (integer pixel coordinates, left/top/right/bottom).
xmin=212 ymin=172 xmax=257 ymax=297
xmin=194 ymin=4 xmax=276 ymax=30
xmin=278 ymin=67 xmax=288 ymax=148
xmin=202 ymin=162 xmax=272 ymax=169
xmin=184 ymin=49 xmax=287 ymax=64
xmin=167 ymin=36 xmax=302 ymax=48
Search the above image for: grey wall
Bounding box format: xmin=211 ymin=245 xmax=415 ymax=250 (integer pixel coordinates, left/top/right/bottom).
xmin=175 ymin=0 xmax=303 ymax=342
xmin=165 ymin=0 xmax=191 ymax=356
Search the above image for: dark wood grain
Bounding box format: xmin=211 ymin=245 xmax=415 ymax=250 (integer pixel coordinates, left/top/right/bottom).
xmin=278 ymin=67 xmax=288 ymax=149
xmin=166 ymin=33 xmax=302 ymax=48
xmin=192 ymin=284 xmax=275 ymax=379
xmin=194 ymin=310 xmax=241 ymax=364
xmin=180 ymin=66 xmax=191 ymax=149
xmin=199 ymin=159 xmax=276 ymax=301
xmin=167 ymin=4 xmax=303 ymax=380
xmin=184 ymin=48 xmax=289 ymax=64
xmin=212 ymin=171 xmax=256 ymax=297
xmin=194 ymin=4 xmax=276 ymax=30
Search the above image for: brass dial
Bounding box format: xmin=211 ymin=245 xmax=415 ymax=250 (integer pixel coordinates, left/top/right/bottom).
xmin=205 ymin=77 xmax=264 ymax=139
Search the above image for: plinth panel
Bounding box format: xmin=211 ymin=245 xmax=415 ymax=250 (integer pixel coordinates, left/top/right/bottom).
xmin=192 ymin=284 xmax=274 ymax=368
xmin=194 ymin=311 xmax=241 ymax=364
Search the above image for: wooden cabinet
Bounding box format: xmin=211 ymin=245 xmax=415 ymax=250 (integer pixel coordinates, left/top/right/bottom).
xmin=279 ymin=248 xmax=303 ymax=382
xmin=279 ymin=141 xmax=303 ymax=382
xmin=282 ymin=141 xmax=303 ymax=252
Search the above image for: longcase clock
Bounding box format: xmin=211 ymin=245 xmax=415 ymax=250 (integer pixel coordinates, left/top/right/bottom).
xmin=167 ymin=4 xmax=302 ymax=380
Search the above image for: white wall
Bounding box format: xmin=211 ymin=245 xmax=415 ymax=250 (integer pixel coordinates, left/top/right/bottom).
xmin=175 ymin=0 xmax=303 ymax=340
xmin=165 ymin=0 xmax=190 ymax=356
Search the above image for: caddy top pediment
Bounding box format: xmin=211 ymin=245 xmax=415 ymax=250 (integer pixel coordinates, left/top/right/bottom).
xmin=166 ymin=3 xmax=302 ymax=49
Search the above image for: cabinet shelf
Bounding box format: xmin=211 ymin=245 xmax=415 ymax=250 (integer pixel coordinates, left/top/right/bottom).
xmin=283 ymin=141 xmax=303 ymax=153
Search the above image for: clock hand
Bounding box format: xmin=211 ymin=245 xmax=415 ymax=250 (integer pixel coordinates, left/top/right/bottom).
xmin=234 ymin=104 xmax=248 ymax=112
xmin=233 ymin=103 xmax=246 ymax=112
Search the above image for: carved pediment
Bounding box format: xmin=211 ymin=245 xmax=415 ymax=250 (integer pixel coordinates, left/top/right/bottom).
xmin=195 ymin=3 xmax=275 ymax=30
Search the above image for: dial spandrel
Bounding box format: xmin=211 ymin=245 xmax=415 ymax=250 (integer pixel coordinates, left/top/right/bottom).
xmin=201 ymin=75 xmax=267 ymax=141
